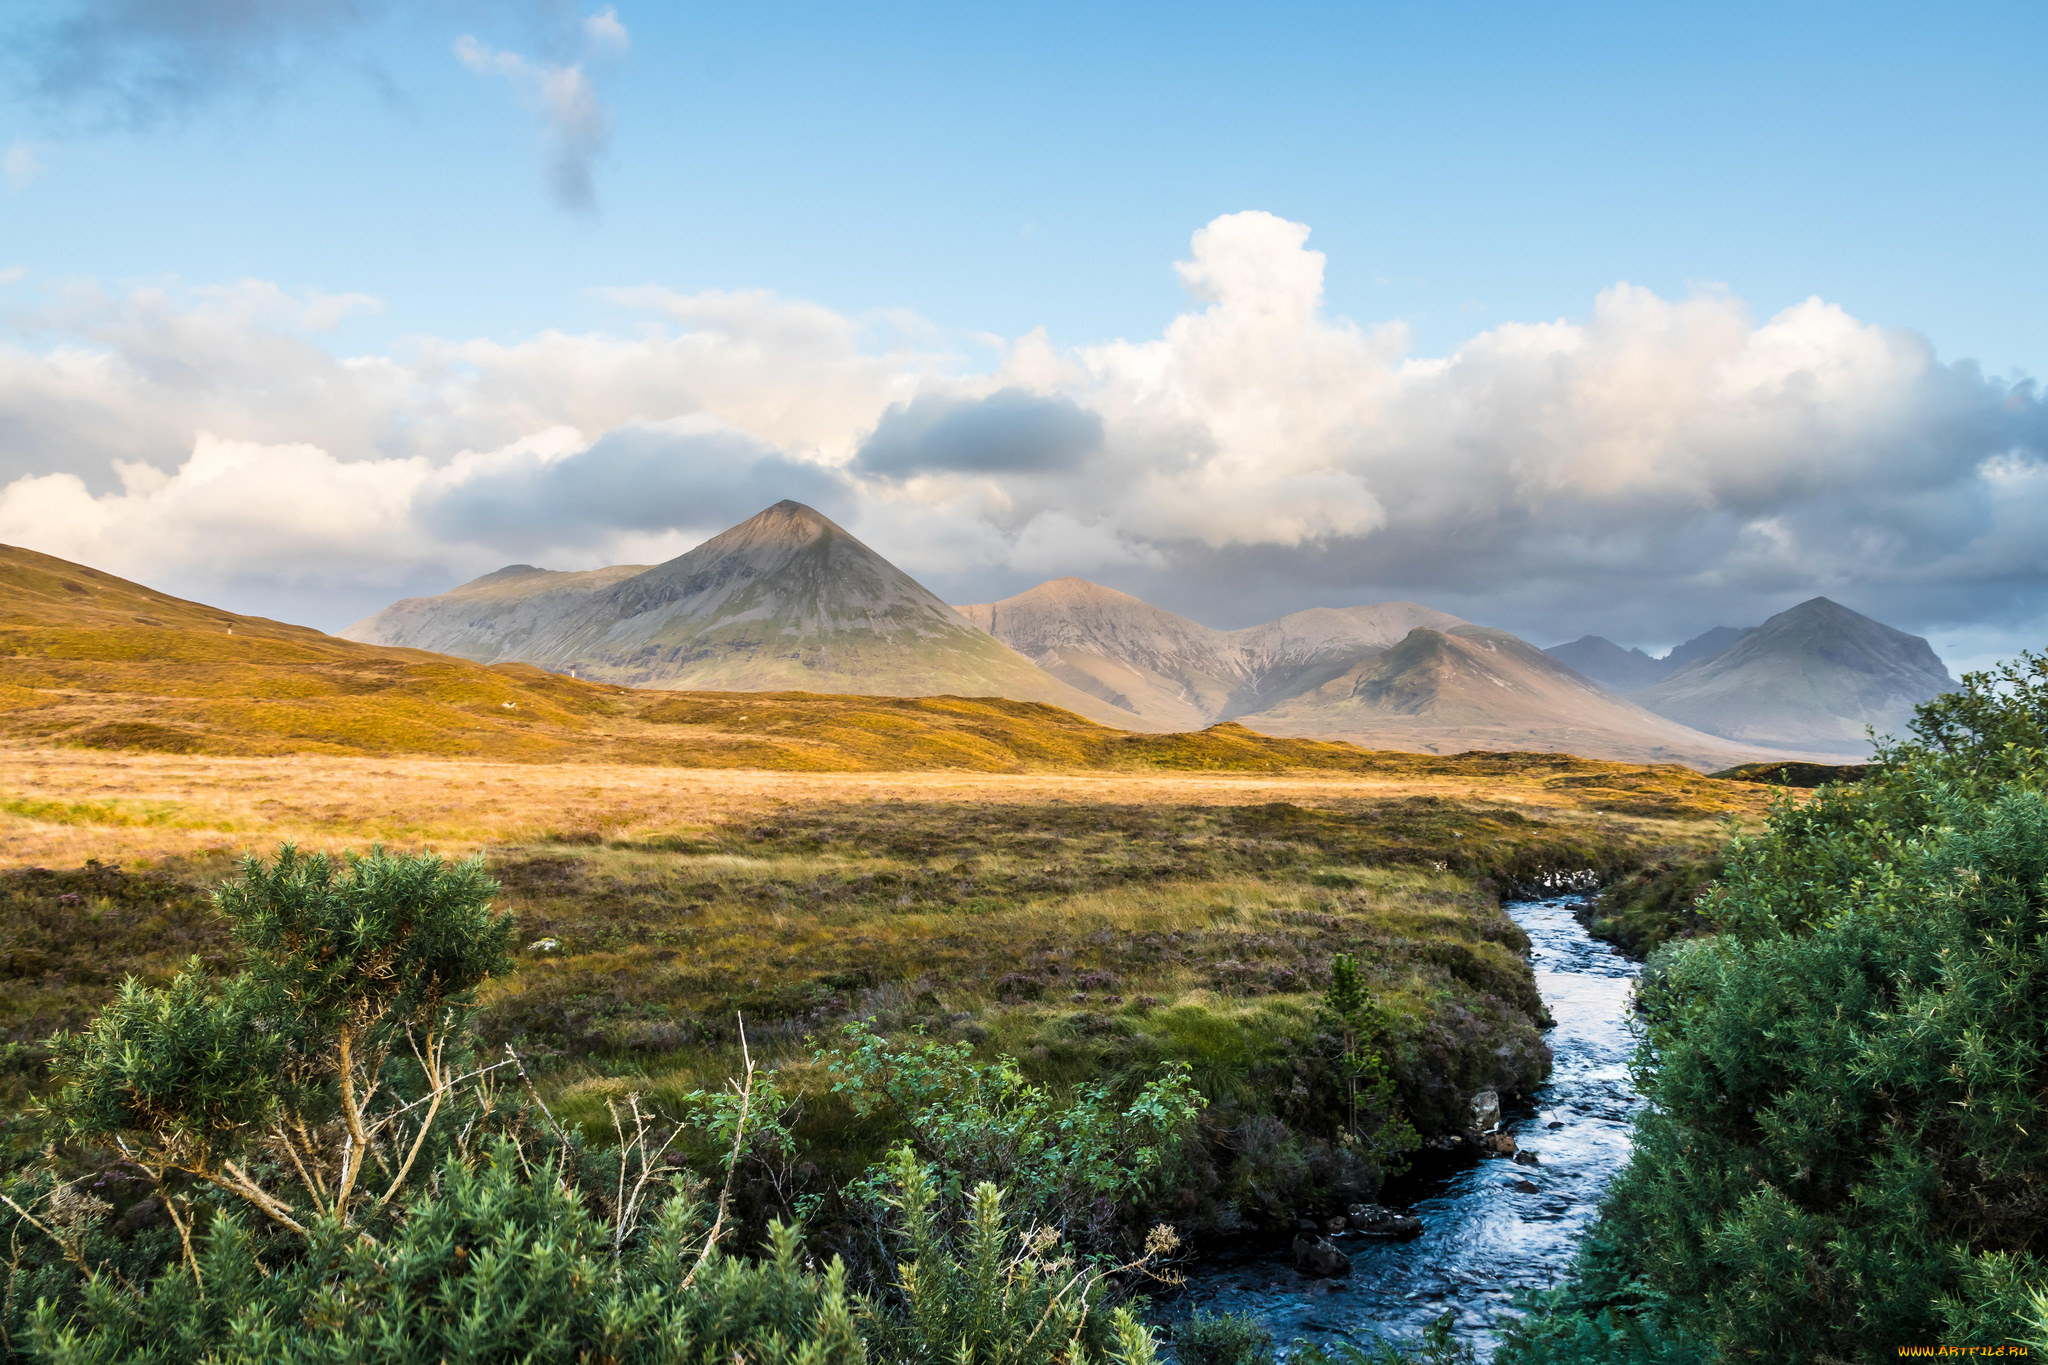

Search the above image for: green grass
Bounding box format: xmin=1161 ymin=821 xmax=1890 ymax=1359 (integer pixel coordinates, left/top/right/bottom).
xmin=0 ymin=793 xmax=1706 ymax=1224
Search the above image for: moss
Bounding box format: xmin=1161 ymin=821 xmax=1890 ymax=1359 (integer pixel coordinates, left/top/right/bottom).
xmin=1585 ymin=850 xmax=1727 ymax=955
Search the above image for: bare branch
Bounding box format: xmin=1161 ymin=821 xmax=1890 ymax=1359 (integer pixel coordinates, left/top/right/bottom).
xmin=373 ymin=1029 xmax=447 ymax=1217
xmin=681 ymin=1013 xmax=754 ymax=1290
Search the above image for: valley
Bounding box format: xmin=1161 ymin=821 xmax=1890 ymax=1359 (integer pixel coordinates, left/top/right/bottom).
xmin=0 ymin=741 xmax=1752 ymax=1268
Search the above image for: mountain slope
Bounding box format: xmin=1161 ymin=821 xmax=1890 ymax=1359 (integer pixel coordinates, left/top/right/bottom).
xmin=347 ymin=503 xmax=1144 ymax=728
xmin=1630 ymin=597 xmax=1954 ymax=754
xmin=15 ymin=541 xmax=1758 ymax=775
xmin=955 ymin=579 xmax=1244 ymax=728
xmin=1662 ymin=625 xmax=1751 ymax=673
xmin=1544 ymin=625 xmax=1756 ymax=692
xmin=956 ymin=579 xmax=1466 ymax=728
xmin=1240 ymin=626 xmax=1780 ymax=769
xmin=0 ymin=542 xmax=648 ymax=760
xmin=1543 ymin=636 xmax=1669 ymax=692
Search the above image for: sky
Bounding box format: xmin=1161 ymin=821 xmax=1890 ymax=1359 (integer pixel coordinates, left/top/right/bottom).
xmin=0 ymin=0 xmax=2043 ymax=669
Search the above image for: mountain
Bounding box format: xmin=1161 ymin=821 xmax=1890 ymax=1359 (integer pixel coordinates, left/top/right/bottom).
xmin=1544 ymin=625 xmax=1755 ymax=691
xmin=1629 ymin=597 xmax=1954 ymax=755
xmin=346 ymin=502 xmax=1143 ymax=728
xmin=1662 ymin=625 xmax=1751 ymax=673
xmin=962 ymin=578 xmax=1779 ymax=768
xmin=17 ymin=540 xmax=1678 ymax=774
xmin=1243 ymin=625 xmax=1773 ymax=769
xmin=1544 ymin=636 xmax=1669 ymax=692
xmin=954 ymin=579 xmax=1241 ymax=729
xmin=1222 ymin=603 xmax=1472 ymax=715
xmin=956 ymin=578 xmax=1465 ymax=729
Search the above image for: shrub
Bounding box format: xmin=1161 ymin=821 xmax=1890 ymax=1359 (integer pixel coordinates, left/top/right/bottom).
xmin=2 ymin=845 xmax=1174 ymax=1365
xmin=1171 ymin=1311 xmax=1274 ymax=1365
xmin=856 ymin=1146 xmax=1168 ymax=1365
xmin=1499 ymin=654 xmax=2048 ymax=1364
xmin=43 ymin=845 xmax=511 ymax=1256
xmin=823 ymin=1021 xmax=1204 ymax=1248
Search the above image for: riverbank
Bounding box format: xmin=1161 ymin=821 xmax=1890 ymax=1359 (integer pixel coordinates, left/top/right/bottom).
xmin=1154 ymin=895 xmax=1645 ymax=1360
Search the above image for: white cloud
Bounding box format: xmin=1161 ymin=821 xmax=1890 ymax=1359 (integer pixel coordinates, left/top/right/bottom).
xmin=0 ymin=212 xmax=2040 ymax=656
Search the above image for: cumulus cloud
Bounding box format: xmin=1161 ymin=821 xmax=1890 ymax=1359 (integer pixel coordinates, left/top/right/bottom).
xmin=0 ymin=211 xmax=2041 ymax=661
xmin=457 ymin=7 xmax=628 ymax=212
xmin=12 ymin=0 xmax=378 ymax=128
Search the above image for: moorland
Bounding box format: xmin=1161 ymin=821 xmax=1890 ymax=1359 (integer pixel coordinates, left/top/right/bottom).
xmin=7 ymin=538 xmax=2039 ymax=1364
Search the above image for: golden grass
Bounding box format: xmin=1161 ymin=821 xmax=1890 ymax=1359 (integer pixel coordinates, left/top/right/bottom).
xmin=0 ymin=746 xmax=1768 ymax=869
xmin=0 ymin=542 xmax=1790 ymax=792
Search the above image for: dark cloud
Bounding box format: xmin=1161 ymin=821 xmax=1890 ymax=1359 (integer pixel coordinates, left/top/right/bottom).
xmin=420 ymin=419 xmax=851 ymax=552
xmin=13 ymin=0 xmax=381 ymax=127
xmin=856 ymin=388 xmax=1103 ymax=477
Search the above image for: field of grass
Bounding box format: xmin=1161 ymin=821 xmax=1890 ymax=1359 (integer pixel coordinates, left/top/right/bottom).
xmin=0 ymin=748 xmax=1758 ymax=1233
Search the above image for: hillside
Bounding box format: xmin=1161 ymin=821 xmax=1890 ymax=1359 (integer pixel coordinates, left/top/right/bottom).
xmin=348 ymin=503 xmax=1143 ymax=729
xmin=1245 ymin=625 xmax=1777 ymax=769
xmin=959 ymin=578 xmax=1776 ymax=766
xmin=957 ymin=578 xmax=1465 ymax=728
xmin=0 ymin=542 xmax=642 ymax=762
xmin=1544 ymin=635 xmax=1669 ymax=691
xmin=1629 ymin=597 xmax=1955 ymax=754
xmin=0 ymin=541 xmax=1768 ymax=791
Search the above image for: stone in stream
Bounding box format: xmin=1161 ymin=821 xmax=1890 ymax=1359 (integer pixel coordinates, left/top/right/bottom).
xmin=1513 ymin=1149 xmax=1542 ymax=1167
xmin=1346 ymin=1203 xmax=1424 ymax=1239
xmin=1470 ymin=1089 xmax=1502 ymax=1131
xmin=1480 ymin=1131 xmax=1519 ymax=1157
xmin=1292 ymin=1233 xmax=1352 ymax=1277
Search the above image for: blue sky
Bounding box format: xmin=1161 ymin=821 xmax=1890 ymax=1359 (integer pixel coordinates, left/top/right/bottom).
xmin=0 ymin=0 xmax=2044 ymax=665
xmin=9 ymin=1 xmax=2044 ymax=376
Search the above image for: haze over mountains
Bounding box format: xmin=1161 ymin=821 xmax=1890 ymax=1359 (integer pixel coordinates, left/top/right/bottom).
xmin=347 ymin=500 xmax=1922 ymax=769
xmin=1546 ymin=599 xmax=1955 ymax=756
xmin=955 ymin=579 xmax=1765 ymax=768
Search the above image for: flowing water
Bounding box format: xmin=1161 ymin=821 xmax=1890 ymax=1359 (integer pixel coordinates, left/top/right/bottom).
xmin=1157 ymin=895 xmax=1644 ymax=1359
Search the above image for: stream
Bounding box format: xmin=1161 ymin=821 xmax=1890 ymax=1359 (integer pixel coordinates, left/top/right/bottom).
xmin=1157 ymin=895 xmax=1644 ymax=1359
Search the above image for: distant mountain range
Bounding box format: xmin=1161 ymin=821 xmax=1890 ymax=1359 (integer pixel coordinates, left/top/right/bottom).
xmin=957 ymin=579 xmax=1765 ymax=768
xmin=0 ymin=498 xmax=1953 ymax=768
xmin=954 ymin=579 xmax=1462 ymax=731
xmin=1546 ymin=599 xmax=1954 ymax=755
xmin=351 ymin=501 xmax=1878 ymax=768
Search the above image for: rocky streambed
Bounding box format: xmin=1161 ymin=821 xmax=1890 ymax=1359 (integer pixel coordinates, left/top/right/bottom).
xmin=1155 ymin=894 xmax=1644 ymax=1359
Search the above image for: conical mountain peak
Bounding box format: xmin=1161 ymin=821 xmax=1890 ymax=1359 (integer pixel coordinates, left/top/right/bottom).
xmin=342 ymin=502 xmax=1139 ymax=726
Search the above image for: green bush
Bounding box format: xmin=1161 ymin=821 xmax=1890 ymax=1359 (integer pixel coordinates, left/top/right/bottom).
xmin=1500 ymin=652 xmax=2048 ymax=1364
xmin=856 ymin=1146 xmax=1165 ymax=1365
xmin=21 ymin=1150 xmax=863 ymax=1365
xmin=823 ymin=1021 xmax=1204 ymax=1248
xmin=1 ymin=846 xmax=1172 ymax=1365
xmin=1170 ymin=1311 xmax=1274 ymax=1365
